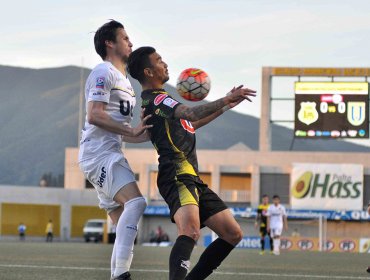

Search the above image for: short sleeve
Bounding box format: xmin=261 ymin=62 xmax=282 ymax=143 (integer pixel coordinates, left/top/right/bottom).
xmin=87 ymin=67 xmax=114 ymax=104
xmin=266 ymin=206 xmax=271 ymax=216
xmin=151 ymin=93 xmax=182 ymax=119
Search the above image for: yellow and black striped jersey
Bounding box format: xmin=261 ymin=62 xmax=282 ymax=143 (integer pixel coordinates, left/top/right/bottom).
xmin=141 ymin=89 xmax=199 ymax=180
xmin=257 ymin=204 xmax=270 ymax=227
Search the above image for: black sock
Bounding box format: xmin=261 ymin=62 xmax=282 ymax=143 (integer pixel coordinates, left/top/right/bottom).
xmin=261 ymin=238 xmax=265 ymax=251
xmin=186 ymin=238 xmax=234 ymax=280
xmin=270 ymin=237 xmax=274 ymax=251
xmin=169 ymin=235 xmax=196 ymax=280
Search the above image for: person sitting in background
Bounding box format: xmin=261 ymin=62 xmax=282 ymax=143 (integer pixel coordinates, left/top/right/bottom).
xmin=18 ymin=222 xmax=26 ymax=241
xmin=291 ymin=228 xmax=300 ymax=237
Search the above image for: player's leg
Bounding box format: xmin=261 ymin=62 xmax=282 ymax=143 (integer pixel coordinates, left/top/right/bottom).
xmin=268 ymin=231 xmax=274 ymax=252
xmin=271 ymin=228 xmax=282 ymax=255
xmin=109 ymin=207 xmax=123 ymax=277
xmin=260 ymin=228 xmax=266 ymax=254
xmin=170 ymin=204 xmax=200 ymax=280
xmin=110 ymin=182 xmax=147 ymax=279
xmin=186 ymin=208 xmax=243 ymax=280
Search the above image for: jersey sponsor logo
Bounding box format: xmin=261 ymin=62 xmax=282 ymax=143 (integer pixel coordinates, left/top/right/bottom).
xmin=96 ymin=77 xmax=105 ymax=89
xmin=92 ymin=91 xmax=106 ymax=96
xmin=154 ymin=94 xmax=168 ymax=105
xmin=155 ymin=108 xmax=169 ymax=118
xmin=97 ymin=167 xmax=106 ymax=188
xmin=180 ymin=119 xmax=195 ymax=134
xmin=163 ymin=97 xmax=179 ymax=108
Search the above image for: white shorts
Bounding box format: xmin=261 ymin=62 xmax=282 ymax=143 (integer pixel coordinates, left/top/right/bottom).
xmin=270 ymin=227 xmax=283 ymax=238
xmin=79 ymin=152 xmax=136 ymax=212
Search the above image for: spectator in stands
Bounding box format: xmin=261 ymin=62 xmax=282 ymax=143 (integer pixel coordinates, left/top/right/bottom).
xmin=291 ymin=228 xmax=300 ymax=237
xmin=18 ymin=222 xmax=26 ymax=241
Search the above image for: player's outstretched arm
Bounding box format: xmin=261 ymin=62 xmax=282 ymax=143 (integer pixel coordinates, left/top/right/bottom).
xmin=191 ymin=86 xmax=245 ymax=130
xmin=173 ymin=85 xmax=256 ymax=122
xmin=88 ymin=101 xmax=152 ymax=137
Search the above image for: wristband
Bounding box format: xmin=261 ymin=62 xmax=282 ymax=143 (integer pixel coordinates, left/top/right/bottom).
xmin=222 ymin=105 xmax=231 ymax=113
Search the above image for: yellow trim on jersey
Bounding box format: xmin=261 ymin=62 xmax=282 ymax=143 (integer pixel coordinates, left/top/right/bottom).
xmin=178 ymin=182 xmax=199 ymax=206
xmin=164 ymin=120 xmax=197 ymax=176
xmin=111 ymin=87 xmax=135 ymax=97
xmin=258 ymin=204 xmax=270 ymax=211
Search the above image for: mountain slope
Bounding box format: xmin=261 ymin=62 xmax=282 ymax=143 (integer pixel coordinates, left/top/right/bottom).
xmin=0 ymin=65 xmax=369 ymax=186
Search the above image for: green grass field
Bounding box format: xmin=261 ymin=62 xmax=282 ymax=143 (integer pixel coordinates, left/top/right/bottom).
xmin=0 ymin=241 xmax=369 ymax=280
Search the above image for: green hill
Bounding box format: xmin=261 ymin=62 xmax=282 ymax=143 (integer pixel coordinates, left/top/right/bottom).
xmin=0 ymin=65 xmax=368 ymax=186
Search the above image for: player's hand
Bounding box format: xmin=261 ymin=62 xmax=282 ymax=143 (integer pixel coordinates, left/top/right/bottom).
xmin=267 ymin=226 xmax=270 ymax=233
xmin=227 ymin=86 xmax=245 ymax=109
xmin=226 ymin=85 xmax=256 ymax=104
xmin=132 ymin=108 xmax=153 ymax=137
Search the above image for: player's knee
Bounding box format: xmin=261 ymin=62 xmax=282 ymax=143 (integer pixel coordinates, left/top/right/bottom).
xmin=178 ymin=224 xmax=200 ymax=241
xmin=125 ymin=196 xmax=147 ymax=214
xmin=227 ymin=226 xmax=243 ymax=245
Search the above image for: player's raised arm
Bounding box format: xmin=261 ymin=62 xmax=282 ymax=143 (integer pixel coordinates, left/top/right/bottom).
xmin=173 ymin=85 xmax=256 ymax=122
xmin=190 ymin=86 xmax=245 ymax=130
xmin=88 ymin=101 xmax=152 ymax=137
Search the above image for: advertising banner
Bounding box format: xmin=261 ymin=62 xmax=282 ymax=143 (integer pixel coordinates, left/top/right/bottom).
xmin=291 ymin=163 xmax=363 ymax=210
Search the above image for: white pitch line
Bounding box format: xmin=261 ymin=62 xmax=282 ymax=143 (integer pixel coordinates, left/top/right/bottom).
xmin=0 ymin=264 xmax=368 ymax=279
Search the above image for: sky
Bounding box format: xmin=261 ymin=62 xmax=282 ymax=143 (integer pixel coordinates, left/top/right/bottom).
xmin=2 ymin=0 xmax=370 ymax=123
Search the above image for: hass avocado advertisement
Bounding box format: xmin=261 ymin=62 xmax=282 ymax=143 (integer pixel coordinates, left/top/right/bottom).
xmin=290 ymin=163 xmax=363 ymax=210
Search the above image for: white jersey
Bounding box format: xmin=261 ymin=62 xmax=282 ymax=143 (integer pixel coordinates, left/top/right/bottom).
xmin=266 ymin=204 xmax=287 ymax=229
xmin=78 ymin=61 xmax=136 ymax=162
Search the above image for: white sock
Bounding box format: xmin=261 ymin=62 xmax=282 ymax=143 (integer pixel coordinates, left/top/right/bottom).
xmin=111 ymin=242 xmax=116 ymax=276
xmin=273 ymin=239 xmax=280 ymax=252
xmin=114 ymin=197 xmax=146 ymax=277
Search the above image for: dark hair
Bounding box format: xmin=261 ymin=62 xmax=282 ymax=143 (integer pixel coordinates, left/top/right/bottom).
xmin=262 ymin=194 xmax=269 ymax=198
xmin=272 ymin=195 xmax=280 ymax=199
xmin=127 ymin=46 xmax=156 ymax=83
xmin=94 ymin=20 xmax=124 ymax=60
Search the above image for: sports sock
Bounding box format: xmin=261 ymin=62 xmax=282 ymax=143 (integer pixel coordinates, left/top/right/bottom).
xmin=169 ymin=235 xmax=196 ymax=280
xmin=186 ymin=238 xmax=234 ymax=280
xmin=273 ymin=238 xmax=281 ymax=252
xmin=261 ymin=238 xmax=265 ymax=251
xmin=269 ymin=236 xmax=274 ymax=251
xmin=113 ymin=197 xmax=147 ymax=277
xmin=111 ymin=242 xmax=116 ymax=275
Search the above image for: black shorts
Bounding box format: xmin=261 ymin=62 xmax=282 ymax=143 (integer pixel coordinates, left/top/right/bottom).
xmin=260 ymin=226 xmax=270 ymax=237
xmin=158 ymin=174 xmax=228 ymax=225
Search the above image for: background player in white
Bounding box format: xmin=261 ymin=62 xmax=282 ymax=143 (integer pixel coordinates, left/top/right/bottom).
xmin=79 ymin=20 xmax=151 ymax=280
xmin=266 ymin=195 xmax=288 ymax=255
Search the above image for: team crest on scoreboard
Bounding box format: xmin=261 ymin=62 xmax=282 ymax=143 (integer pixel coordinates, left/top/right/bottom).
xmin=347 ymin=102 xmax=365 ymax=126
xmin=298 ymin=102 xmax=319 ymax=125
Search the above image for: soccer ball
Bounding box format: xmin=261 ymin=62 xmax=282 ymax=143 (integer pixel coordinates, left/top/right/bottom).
xmin=176 ymin=68 xmax=211 ymax=101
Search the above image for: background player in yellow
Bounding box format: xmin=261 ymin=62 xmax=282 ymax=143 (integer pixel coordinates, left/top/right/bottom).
xmin=255 ymin=195 xmax=273 ymax=254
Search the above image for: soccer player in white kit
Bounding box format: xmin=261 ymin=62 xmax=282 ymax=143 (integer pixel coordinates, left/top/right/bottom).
xmin=79 ymin=20 xmax=151 ymax=280
xmin=266 ymin=195 xmax=288 ymax=255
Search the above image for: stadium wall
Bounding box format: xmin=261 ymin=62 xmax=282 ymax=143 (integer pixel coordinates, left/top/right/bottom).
xmin=0 ymin=185 xmax=101 ymax=240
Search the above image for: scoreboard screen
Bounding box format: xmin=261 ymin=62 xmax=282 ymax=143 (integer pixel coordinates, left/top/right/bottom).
xmin=294 ymin=82 xmax=369 ymax=138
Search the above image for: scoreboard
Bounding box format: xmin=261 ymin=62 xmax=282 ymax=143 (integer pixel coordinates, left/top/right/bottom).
xmin=294 ymin=82 xmax=369 ymax=138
